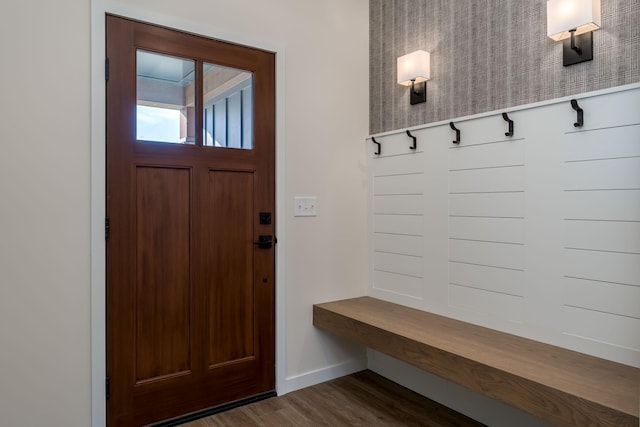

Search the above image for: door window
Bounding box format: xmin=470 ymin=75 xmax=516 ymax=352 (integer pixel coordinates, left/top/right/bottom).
xmin=136 ymin=50 xmax=196 ymax=144
xmin=203 ymin=63 xmax=254 ymax=149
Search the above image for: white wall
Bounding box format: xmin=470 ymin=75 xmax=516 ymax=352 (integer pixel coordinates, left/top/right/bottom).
xmin=1 ymin=1 xmax=369 ymax=426
xmin=0 ymin=0 xmax=92 ymax=426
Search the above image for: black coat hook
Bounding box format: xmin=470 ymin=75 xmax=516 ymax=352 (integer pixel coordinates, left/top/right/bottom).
xmin=450 ymin=122 xmax=460 ymax=144
xmin=571 ymin=99 xmax=583 ymax=127
xmin=372 ymin=137 xmax=381 ymax=155
xmin=502 ymin=113 xmax=514 ymax=137
xmin=406 ymin=130 xmax=417 ymax=150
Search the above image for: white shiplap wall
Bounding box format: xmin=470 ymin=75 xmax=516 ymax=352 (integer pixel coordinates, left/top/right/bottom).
xmin=372 ymin=139 xmax=426 ymax=301
xmin=448 ymin=130 xmax=527 ymax=322
xmin=368 ymin=85 xmax=640 ymax=367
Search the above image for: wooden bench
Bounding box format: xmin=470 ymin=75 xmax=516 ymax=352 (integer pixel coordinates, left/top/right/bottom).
xmin=313 ymin=297 xmax=639 ymax=427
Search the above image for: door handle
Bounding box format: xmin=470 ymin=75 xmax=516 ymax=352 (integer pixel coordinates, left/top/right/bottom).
xmin=254 ymin=235 xmax=273 ymax=249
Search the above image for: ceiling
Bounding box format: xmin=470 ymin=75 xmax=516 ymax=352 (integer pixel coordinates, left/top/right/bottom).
xmin=136 ymin=50 xmax=195 ymax=87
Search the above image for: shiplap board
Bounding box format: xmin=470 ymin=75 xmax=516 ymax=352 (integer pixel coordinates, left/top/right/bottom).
xmin=564 ymin=305 xmax=640 ymax=352
xmin=373 ymin=270 xmax=423 ymax=300
xmin=374 ymin=233 xmax=423 ymax=257
xmin=374 ymin=194 xmax=423 ymax=215
xmin=563 ymin=125 xmax=640 ymax=162
xmin=449 ymin=217 xmax=524 ymax=244
xmin=565 ymin=249 xmax=640 ymax=286
xmin=374 ymin=173 xmax=424 ymax=195
xmin=371 ymin=152 xmax=424 ymax=176
xmin=564 ymin=277 xmax=640 ymax=319
xmin=448 ymin=239 xmax=524 ymax=271
xmin=565 ymin=220 xmax=640 ymax=254
xmin=564 ymin=190 xmax=640 ymax=221
xmin=449 ymin=284 xmax=524 ymax=322
xmin=564 ymin=157 xmax=640 ymax=191
xmin=449 ymin=167 xmax=524 ymax=194
xmin=449 ymin=262 xmax=525 ymax=297
xmin=374 ymin=252 xmax=423 ymax=278
xmin=374 ymin=214 xmax=424 ymax=236
xmin=449 ymin=192 xmax=525 ymax=218
xmin=448 ymin=140 xmax=525 ymax=171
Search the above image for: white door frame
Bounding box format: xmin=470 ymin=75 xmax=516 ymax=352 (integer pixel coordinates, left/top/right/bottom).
xmin=90 ymin=2 xmax=287 ymax=425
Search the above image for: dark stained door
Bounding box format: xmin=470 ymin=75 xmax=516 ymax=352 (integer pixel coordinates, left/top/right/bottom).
xmin=106 ymin=15 xmax=276 ymax=426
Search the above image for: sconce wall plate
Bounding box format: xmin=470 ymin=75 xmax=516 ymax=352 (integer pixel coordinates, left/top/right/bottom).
xmin=410 ymin=81 xmax=427 ymax=105
xmin=562 ymin=31 xmax=593 ymax=66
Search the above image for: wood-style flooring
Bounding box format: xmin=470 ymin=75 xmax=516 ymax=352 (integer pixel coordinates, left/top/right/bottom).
xmin=180 ymin=370 xmax=484 ymax=427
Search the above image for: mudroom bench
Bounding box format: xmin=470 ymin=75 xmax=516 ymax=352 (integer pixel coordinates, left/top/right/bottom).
xmin=313 ymin=296 xmax=639 ymax=427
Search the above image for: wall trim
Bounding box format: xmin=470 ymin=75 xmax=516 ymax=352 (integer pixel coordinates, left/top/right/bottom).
xmin=90 ymin=1 xmax=287 ymax=425
xmin=283 ymin=357 xmax=368 ymax=395
xmin=368 ymin=82 xmax=640 ymax=139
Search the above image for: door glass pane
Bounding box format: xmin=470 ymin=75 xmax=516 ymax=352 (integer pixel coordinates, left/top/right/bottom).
xmin=203 ymin=63 xmax=253 ymax=149
xmin=137 ymin=50 xmax=196 ymax=144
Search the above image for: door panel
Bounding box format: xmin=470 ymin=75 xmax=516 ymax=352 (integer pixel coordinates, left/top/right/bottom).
xmin=106 ymin=15 xmax=275 ymax=426
xmin=135 ymin=166 xmax=192 ymax=382
xmin=207 ymin=171 xmax=255 ymax=366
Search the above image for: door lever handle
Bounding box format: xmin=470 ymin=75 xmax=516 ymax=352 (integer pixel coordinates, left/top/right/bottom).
xmin=254 ymin=235 xmax=273 ymax=249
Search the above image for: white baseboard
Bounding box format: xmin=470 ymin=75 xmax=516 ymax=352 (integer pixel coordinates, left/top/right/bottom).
xmin=282 ymin=357 xmax=367 ymax=395
xmin=367 ymin=350 xmax=553 ymax=427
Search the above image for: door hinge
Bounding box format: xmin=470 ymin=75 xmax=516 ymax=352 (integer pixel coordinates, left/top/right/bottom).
xmin=105 ymin=57 xmax=110 ymax=82
xmin=106 ymin=376 xmax=110 ymax=400
xmin=105 ymin=218 xmax=110 ymax=241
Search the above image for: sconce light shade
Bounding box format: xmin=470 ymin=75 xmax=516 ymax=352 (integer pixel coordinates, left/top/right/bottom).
xmin=547 ymin=0 xmax=601 ymax=41
xmin=397 ymin=50 xmax=430 ymax=105
xmin=397 ymin=50 xmax=431 ymax=86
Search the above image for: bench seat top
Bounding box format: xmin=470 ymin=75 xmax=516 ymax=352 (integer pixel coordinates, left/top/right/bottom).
xmin=313 ymin=296 xmax=639 ymax=427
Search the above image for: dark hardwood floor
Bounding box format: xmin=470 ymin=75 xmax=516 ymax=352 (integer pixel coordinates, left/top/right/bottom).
xmin=180 ymin=370 xmax=484 ymax=426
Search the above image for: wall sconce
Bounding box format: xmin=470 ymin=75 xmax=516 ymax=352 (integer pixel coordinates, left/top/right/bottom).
xmin=397 ymin=50 xmax=430 ymax=105
xmin=547 ymin=0 xmax=601 ymax=66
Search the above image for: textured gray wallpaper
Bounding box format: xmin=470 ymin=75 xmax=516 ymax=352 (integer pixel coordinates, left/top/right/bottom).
xmin=370 ymin=0 xmax=640 ymax=134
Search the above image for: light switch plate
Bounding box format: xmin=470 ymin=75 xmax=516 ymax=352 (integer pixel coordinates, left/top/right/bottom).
xmin=294 ymin=197 xmax=317 ymax=217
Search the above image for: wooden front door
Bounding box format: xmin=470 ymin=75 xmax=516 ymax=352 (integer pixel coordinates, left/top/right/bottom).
xmin=106 ymin=15 xmax=276 ymax=426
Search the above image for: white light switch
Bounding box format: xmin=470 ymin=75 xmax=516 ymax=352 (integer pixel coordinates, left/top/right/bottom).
xmin=294 ymin=197 xmax=317 ymax=217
